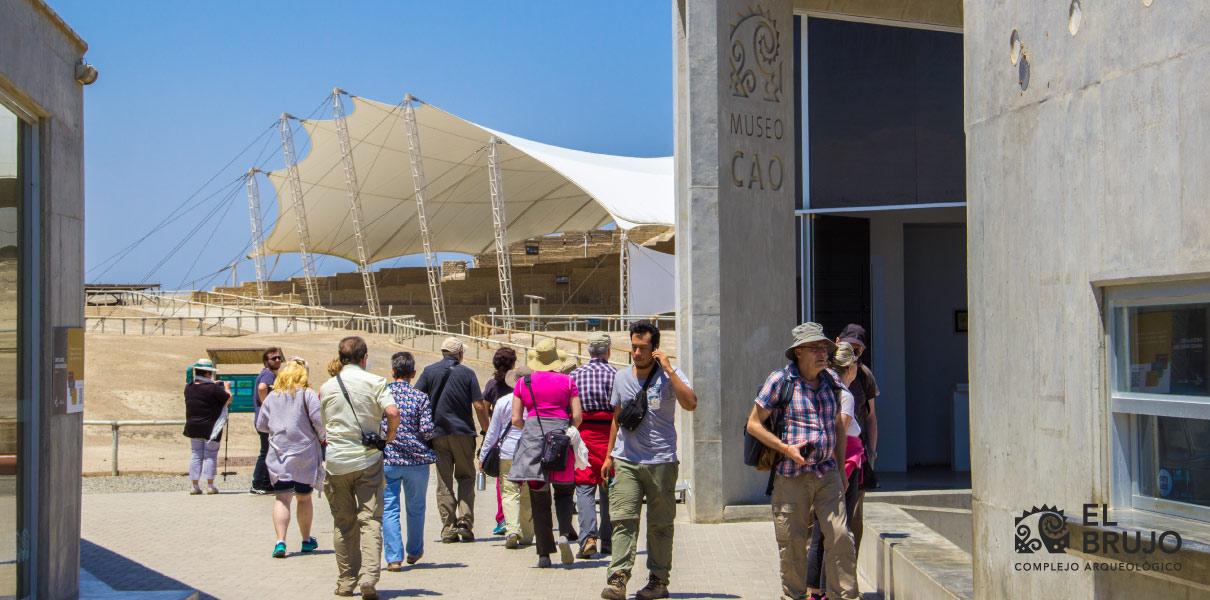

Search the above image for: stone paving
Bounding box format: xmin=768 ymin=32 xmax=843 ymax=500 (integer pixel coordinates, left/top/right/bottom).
xmin=82 ymin=473 xmax=793 ymax=599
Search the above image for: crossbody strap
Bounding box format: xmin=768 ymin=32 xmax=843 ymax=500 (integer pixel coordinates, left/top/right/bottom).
xmin=632 ymin=365 xmax=661 ymax=410
xmin=524 ymin=375 xmax=545 ymax=440
xmin=335 ymin=373 xmax=368 ymax=438
xmin=298 ymin=389 xmax=321 ymax=440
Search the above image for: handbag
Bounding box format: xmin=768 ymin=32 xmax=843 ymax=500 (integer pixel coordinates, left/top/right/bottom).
xmin=523 ymin=375 xmax=571 ymax=473
xmin=617 ymin=366 xmax=660 ymax=431
xmin=480 ymin=423 xmax=510 ymax=478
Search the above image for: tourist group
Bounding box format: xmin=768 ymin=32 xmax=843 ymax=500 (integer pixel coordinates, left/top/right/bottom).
xmin=181 ymin=319 xmax=877 ymax=600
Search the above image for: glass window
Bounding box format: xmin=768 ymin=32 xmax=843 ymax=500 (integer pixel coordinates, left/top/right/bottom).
xmin=1109 ymin=283 xmax=1210 ymax=523
xmin=0 ymin=101 xmax=22 ymax=597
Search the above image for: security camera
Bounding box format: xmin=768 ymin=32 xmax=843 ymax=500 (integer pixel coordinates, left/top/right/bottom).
xmin=75 ymin=60 xmax=98 ymax=85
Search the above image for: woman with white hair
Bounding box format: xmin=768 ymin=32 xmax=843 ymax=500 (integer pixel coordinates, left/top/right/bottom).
xmin=256 ymin=357 xmax=325 ymax=558
xmin=182 ymin=358 xmax=231 ymax=495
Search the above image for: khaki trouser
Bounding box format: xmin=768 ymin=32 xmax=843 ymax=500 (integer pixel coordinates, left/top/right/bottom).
xmin=433 ymin=434 xmax=477 ymax=535
xmin=607 ymin=459 xmax=678 ymax=584
xmin=324 ymin=459 xmax=385 ymax=591
xmin=771 ymin=469 xmax=859 ymax=600
xmin=498 ymin=459 xmax=534 ymax=543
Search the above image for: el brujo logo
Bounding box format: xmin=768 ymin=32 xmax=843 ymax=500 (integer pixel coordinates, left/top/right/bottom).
xmin=1015 ymin=505 xmax=1070 ymax=554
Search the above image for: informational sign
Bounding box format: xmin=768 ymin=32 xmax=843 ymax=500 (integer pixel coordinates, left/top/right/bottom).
xmin=554 ymin=275 xmax=570 ymax=284
xmin=525 ymin=244 xmax=540 ymax=255
xmin=53 ymin=327 xmax=85 ymax=414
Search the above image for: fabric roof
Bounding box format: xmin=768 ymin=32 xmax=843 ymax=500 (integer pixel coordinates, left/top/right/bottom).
xmin=261 ymin=96 xmax=672 ymax=264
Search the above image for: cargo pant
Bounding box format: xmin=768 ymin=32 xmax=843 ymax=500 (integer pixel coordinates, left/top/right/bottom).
xmin=607 ymin=459 xmax=678 ymax=584
xmin=325 ymin=459 xmax=385 ymax=592
xmin=771 ymin=468 xmax=859 ymax=600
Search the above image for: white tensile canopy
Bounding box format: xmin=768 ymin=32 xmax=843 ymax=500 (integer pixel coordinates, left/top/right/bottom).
xmin=261 ymin=96 xmax=673 ymax=263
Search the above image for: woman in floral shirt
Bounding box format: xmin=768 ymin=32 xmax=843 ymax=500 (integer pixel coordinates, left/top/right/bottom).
xmin=381 ymin=351 xmax=436 ymax=570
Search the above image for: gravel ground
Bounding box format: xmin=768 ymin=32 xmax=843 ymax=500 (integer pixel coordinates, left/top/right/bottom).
xmin=82 ymin=470 xmax=256 ymax=495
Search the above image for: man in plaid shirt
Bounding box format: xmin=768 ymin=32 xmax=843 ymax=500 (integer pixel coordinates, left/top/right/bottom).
xmin=746 ymin=322 xmax=859 ymax=600
xmin=570 ymin=331 xmax=618 ymax=558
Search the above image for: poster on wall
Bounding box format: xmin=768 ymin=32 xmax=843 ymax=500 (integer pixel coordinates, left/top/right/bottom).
xmin=52 ymin=327 xmax=84 ymax=414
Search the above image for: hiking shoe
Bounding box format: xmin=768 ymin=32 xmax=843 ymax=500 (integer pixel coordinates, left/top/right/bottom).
xmin=505 ymin=533 xmax=521 ymax=549
xmin=359 ymin=583 xmax=378 ymax=600
xmin=577 ymin=537 xmax=598 ymax=559
xmin=455 ymin=521 xmax=475 ymax=542
xmin=600 ymin=571 xmax=629 ymax=600
xmin=441 ymin=531 xmax=460 ymax=544
xmin=537 ymin=555 xmax=552 ymax=568
xmin=272 ymin=542 xmax=287 ymax=558
xmin=492 ymin=521 xmax=507 ymax=536
xmin=557 ymin=536 xmax=575 ymax=565
xmin=301 ymin=537 xmax=318 ymax=553
xmin=635 ymin=576 xmax=669 ymax=600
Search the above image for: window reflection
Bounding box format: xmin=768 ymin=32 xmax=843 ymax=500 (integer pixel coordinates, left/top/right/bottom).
xmin=0 ymin=103 xmax=20 ymax=596
xmin=1139 ymin=415 xmax=1210 ymax=509
xmin=1117 ymin=304 xmax=1210 ymax=397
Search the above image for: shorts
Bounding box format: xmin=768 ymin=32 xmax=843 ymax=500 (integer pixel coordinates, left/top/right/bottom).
xmin=271 ymin=480 xmax=313 ymax=494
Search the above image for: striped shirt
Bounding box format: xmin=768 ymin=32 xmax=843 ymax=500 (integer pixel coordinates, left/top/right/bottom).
xmin=753 ymin=362 xmax=840 ymax=478
xmin=570 ymin=358 xmax=618 ymax=413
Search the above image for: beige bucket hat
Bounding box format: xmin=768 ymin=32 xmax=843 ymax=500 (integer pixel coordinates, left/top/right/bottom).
xmin=527 ymin=338 xmax=570 ymax=372
xmin=784 ymin=322 xmax=836 ymax=360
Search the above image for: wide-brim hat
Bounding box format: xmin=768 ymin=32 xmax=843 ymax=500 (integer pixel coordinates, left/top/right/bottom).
xmin=785 ymin=322 xmax=836 ymax=360
xmin=527 ymin=339 xmax=569 ymax=372
xmin=192 ymin=358 xmax=218 ymax=374
xmin=837 ymin=323 xmax=868 ymax=348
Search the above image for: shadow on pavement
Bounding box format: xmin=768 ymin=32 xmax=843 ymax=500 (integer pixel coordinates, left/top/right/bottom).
xmin=81 ymin=539 xmax=213 ymax=599
xmin=667 ymin=594 xmax=741 ymax=599
xmin=378 ymin=590 xmax=442 ymax=598
xmin=399 ymin=562 xmax=465 ymax=572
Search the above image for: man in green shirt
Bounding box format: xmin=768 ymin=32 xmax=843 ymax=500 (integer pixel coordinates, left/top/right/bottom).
xmin=320 ymin=336 xmax=400 ymax=599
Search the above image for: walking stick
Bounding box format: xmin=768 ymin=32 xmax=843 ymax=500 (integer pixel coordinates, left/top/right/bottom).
xmin=223 ymin=429 xmax=229 ymax=482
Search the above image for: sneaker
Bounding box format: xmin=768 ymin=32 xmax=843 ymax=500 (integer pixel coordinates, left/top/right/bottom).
xmin=248 ymin=487 xmax=269 ymax=495
xmin=205 ymin=485 xmax=220 ymax=495
xmin=300 ymin=537 xmax=318 ymax=553
xmin=537 ymin=554 xmax=552 ymax=568
xmin=189 ymin=486 xmax=202 ymax=495
xmin=504 ymin=533 xmax=521 ymax=549
xmin=272 ymin=542 xmax=287 ymax=558
xmin=600 ymin=571 xmax=629 ymax=600
xmin=406 ymin=554 xmax=422 ymax=565
xmin=455 ymin=521 xmax=475 ymax=542
xmin=492 ymin=521 xmax=507 ymax=536
xmin=635 ymin=575 xmax=669 ymax=600
xmin=558 ymin=537 xmax=575 ymax=565
xmin=577 ymin=537 xmax=598 ymax=559
xmin=359 ymin=583 xmax=378 ymax=600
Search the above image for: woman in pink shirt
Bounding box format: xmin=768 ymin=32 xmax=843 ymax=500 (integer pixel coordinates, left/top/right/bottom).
xmin=507 ymin=339 xmax=583 ymax=568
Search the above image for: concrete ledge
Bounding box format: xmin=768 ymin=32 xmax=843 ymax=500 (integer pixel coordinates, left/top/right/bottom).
xmin=722 ymin=503 xmax=773 ymax=522
xmin=859 ymin=502 xmax=974 ymax=600
xmin=80 ymin=569 xmax=198 ymax=600
xmin=865 ymin=489 xmax=972 ymax=510
xmin=899 ymin=505 xmax=973 ymax=554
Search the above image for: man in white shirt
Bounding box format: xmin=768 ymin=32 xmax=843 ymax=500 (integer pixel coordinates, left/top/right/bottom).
xmin=320 ymin=336 xmax=400 ymax=599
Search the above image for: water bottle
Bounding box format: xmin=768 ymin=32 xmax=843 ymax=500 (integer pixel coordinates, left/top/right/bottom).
xmin=476 ymin=471 xmax=487 ymax=491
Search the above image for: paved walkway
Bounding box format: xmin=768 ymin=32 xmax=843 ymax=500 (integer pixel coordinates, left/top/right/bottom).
xmin=82 ymin=473 xmax=788 ymax=599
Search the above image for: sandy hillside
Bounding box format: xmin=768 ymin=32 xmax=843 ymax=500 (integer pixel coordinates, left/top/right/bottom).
xmin=83 ymin=331 xmax=497 ymax=475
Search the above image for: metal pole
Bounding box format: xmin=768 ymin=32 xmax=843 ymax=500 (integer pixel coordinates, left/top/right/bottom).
xmin=402 ymin=95 xmax=449 ymax=330
xmin=487 ymin=136 xmax=516 ymax=318
xmin=619 ymin=229 xmax=631 ymax=316
xmin=244 ymin=169 xmax=268 ymax=300
xmin=110 ymin=423 xmax=119 ymax=476
xmin=332 ymin=89 xmax=381 ymax=317
xmin=280 ymin=114 xmax=322 ymax=307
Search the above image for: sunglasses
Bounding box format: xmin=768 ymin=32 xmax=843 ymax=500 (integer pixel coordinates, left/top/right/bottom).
xmin=268 ymin=356 xmax=284 ymax=362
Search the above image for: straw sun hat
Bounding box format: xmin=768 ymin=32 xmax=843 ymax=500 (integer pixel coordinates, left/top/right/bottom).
xmin=526 ymin=339 xmax=570 ymax=372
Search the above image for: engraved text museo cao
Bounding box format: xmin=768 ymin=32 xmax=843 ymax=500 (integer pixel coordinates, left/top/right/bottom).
xmin=730 ymin=112 xmax=785 ymax=192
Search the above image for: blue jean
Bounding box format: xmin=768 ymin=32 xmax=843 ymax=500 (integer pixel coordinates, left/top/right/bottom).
xmin=383 ymin=463 xmax=430 ymax=562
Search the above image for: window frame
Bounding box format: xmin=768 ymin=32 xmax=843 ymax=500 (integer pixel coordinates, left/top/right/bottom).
xmin=1106 ymin=280 xmax=1210 ymax=524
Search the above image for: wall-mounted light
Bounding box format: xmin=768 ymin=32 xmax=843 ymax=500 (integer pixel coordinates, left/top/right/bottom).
xmin=75 ymin=59 xmax=98 ymax=85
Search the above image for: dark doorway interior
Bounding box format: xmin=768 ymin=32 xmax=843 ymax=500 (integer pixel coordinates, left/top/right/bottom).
xmin=904 ymin=223 xmax=968 ymax=468
xmin=812 ymin=215 xmax=871 ymax=364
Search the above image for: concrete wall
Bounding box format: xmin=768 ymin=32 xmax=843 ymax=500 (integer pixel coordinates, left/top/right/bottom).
xmin=966 ymin=1 xmax=1210 ymax=597
xmin=675 ymin=0 xmax=799 ymax=522
xmin=0 ymin=1 xmax=87 ymax=597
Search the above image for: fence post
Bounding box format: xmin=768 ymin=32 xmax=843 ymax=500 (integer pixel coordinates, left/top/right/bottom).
xmin=110 ymin=422 xmax=119 ymax=476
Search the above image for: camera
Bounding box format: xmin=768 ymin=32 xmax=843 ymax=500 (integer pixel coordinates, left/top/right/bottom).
xmin=361 ymin=432 xmax=386 ymax=452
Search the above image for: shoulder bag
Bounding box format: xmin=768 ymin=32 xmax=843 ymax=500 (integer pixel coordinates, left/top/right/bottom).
xmin=523 ymin=375 xmax=571 ymax=473
xmin=617 ymin=366 xmax=660 ymax=431
xmin=480 ymin=421 xmax=510 ymax=478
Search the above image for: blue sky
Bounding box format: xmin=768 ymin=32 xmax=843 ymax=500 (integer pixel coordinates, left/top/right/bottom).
xmin=51 ymin=1 xmax=673 ymax=287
